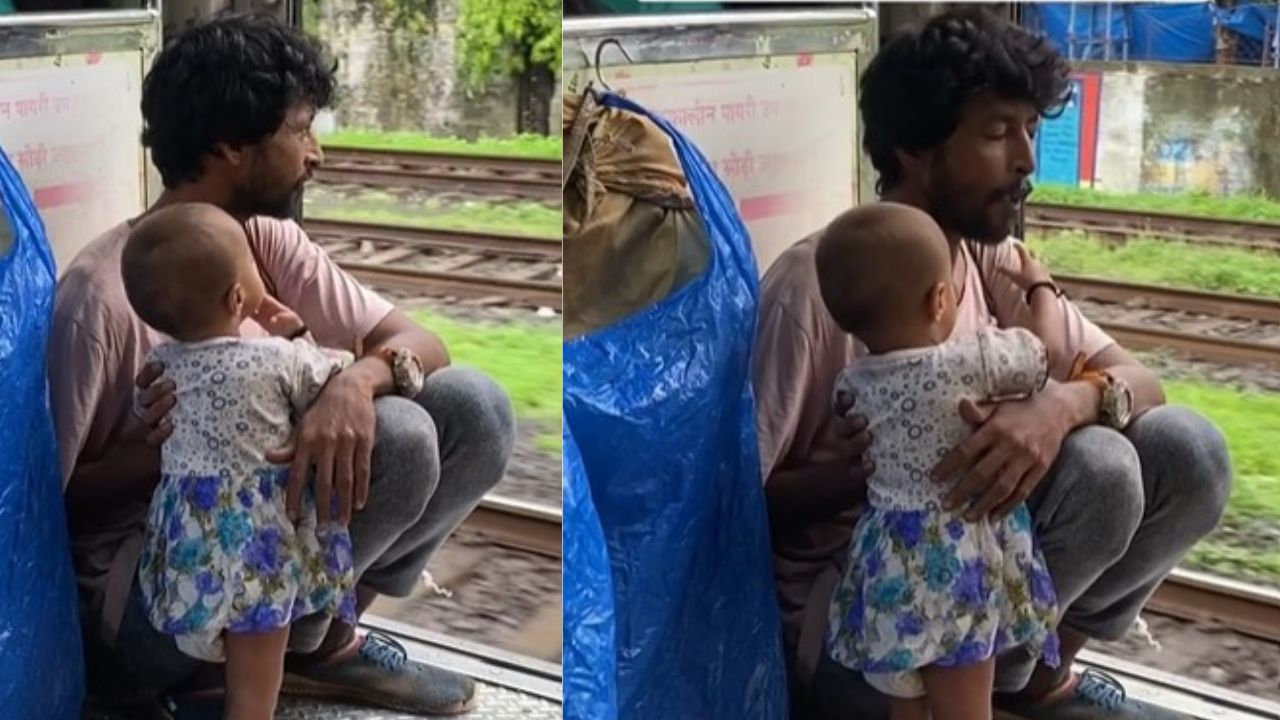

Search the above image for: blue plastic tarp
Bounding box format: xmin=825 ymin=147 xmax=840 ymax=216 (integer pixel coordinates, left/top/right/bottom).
xmin=1129 ymin=2 xmax=1215 ymax=63
xmin=1026 ymin=2 xmax=1216 ymax=63
xmin=562 ymin=424 xmax=617 ymax=720
xmin=1217 ymin=2 xmax=1274 ymax=42
xmin=562 ymin=92 xmax=788 ymax=719
xmin=0 ymin=144 xmax=85 ymax=717
xmin=1025 ymin=2 xmax=1129 ymax=60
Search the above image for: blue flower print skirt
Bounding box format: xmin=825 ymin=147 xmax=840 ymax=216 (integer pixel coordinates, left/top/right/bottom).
xmin=138 ymin=466 xmax=357 ymax=661
xmin=825 ymin=504 xmax=1060 ymax=677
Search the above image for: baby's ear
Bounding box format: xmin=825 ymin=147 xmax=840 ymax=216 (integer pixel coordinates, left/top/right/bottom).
xmin=225 ymin=281 xmax=245 ymax=317
xmin=928 ymin=281 xmax=949 ymax=322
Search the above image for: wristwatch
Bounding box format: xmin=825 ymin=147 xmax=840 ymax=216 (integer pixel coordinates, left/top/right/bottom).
xmin=374 ymin=346 xmax=426 ymax=398
xmin=1066 ymin=352 xmax=1133 ymax=429
xmin=1078 ymin=368 xmax=1133 ymax=429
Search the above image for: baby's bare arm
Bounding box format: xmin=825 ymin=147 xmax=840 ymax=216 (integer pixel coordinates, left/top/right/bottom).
xmin=998 ymin=244 xmax=1067 ymax=377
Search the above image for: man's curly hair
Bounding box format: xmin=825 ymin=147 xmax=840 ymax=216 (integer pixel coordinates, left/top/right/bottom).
xmin=860 ymin=8 xmax=1072 ymax=194
xmin=141 ymin=11 xmax=336 ymax=189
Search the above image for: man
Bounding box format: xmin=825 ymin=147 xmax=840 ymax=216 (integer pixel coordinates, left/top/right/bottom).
xmin=48 ymin=12 xmax=515 ymax=718
xmin=753 ymin=9 xmax=1232 ymax=720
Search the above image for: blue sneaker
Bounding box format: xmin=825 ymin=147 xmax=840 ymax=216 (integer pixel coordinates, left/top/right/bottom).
xmin=282 ymin=631 xmax=477 ymax=716
xmin=997 ymin=669 xmax=1193 ymax=720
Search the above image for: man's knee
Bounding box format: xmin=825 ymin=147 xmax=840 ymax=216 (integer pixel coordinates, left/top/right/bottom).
xmin=1130 ymin=405 xmax=1232 ymax=537
xmin=425 ymin=366 xmax=515 ymax=438
xmin=422 ymin=366 xmax=516 ymax=488
xmin=1052 ymin=426 xmax=1144 ymax=562
xmin=372 ymin=397 xmax=440 ymax=522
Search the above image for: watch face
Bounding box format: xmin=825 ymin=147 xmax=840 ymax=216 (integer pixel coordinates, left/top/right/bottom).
xmin=1106 ymin=381 xmax=1133 ymax=427
xmin=395 ymin=348 xmax=426 ymax=395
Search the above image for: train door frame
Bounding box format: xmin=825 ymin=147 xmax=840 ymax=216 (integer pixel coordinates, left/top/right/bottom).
xmin=0 ymin=1 xmax=163 ymax=266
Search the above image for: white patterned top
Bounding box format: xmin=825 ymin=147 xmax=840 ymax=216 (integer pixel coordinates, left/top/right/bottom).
xmin=834 ymin=327 xmax=1048 ymax=512
xmin=146 ymin=337 xmax=352 ymax=477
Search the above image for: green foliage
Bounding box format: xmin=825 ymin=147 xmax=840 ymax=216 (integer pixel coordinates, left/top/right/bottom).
xmin=1026 ymin=231 xmax=1280 ymax=299
xmin=456 ymin=0 xmax=561 ymax=91
xmin=371 ymin=0 xmax=439 ymax=36
xmin=321 ymin=130 xmax=562 ymax=159
xmin=1033 ymin=183 xmax=1280 ymax=223
xmin=1164 ymin=379 xmax=1280 ymax=587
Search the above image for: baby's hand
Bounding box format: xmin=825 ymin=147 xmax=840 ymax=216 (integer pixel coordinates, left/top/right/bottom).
xmin=254 ymin=295 xmax=306 ymax=338
xmin=997 ymin=243 xmax=1053 ymax=290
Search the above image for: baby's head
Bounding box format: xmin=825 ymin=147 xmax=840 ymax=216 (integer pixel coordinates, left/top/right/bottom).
xmin=815 ymin=202 xmax=957 ymax=353
xmin=122 ymin=203 xmax=265 ymax=341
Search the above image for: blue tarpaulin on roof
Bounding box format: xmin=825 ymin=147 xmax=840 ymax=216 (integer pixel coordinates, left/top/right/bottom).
xmin=1026 ymin=2 xmax=1219 ymax=64
xmin=1217 ymin=2 xmax=1275 ymax=41
xmin=1025 ymin=2 xmax=1129 ymax=60
xmin=1129 ymin=3 xmax=1215 ymax=62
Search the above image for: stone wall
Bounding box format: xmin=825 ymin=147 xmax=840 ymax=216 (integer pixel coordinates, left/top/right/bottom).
xmin=311 ymin=0 xmax=551 ymax=139
xmin=1039 ymin=61 xmax=1280 ymax=198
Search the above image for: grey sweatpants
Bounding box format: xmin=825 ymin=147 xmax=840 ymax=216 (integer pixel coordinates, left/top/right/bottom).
xmin=803 ymin=405 xmax=1232 ymax=719
xmin=113 ymin=366 xmax=516 ymax=689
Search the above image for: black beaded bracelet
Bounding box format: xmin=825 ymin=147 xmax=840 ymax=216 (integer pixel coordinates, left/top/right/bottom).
xmin=287 ymin=325 xmax=310 ymax=340
xmin=1025 ymin=281 xmax=1063 ymax=305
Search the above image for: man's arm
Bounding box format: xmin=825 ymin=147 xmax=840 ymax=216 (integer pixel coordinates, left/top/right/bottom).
xmin=765 ymin=420 xmax=872 ymax=536
xmin=755 ymin=301 xmax=870 ymax=536
xmin=933 ymin=240 xmax=1167 ymax=519
xmin=343 ymin=309 xmax=450 ymax=397
xmin=65 ymin=439 xmax=159 ymax=522
xmin=1048 ymin=342 xmax=1165 ymax=431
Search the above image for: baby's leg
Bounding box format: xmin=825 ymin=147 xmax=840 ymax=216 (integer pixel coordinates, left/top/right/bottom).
xmin=889 ymin=696 xmax=932 ymax=720
xmin=867 ymin=672 xmax=930 ymax=720
xmin=920 ymin=659 xmax=996 ymax=720
xmin=224 ymin=627 xmax=289 ymax=720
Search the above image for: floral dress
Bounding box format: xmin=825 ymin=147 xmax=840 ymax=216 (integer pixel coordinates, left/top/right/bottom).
xmin=137 ymin=336 xmax=357 ymax=662
xmin=825 ymin=327 xmax=1060 ymax=698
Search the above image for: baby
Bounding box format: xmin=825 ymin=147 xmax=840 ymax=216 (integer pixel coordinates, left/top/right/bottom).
xmin=122 ymin=203 xmax=355 ymax=720
xmin=815 ymin=202 xmax=1061 ymax=720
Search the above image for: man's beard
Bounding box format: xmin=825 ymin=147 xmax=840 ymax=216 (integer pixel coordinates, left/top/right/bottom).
xmin=927 ymin=161 xmax=1028 ymax=244
xmin=233 ymin=180 xmax=304 ymax=221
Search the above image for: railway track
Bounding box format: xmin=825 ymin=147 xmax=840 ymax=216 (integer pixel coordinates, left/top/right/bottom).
xmin=1149 ymin=569 xmax=1280 ymax=645
xmin=369 ymin=495 xmax=562 ymax=665
xmin=1025 ymin=203 xmax=1280 ymax=252
xmin=1053 ymin=275 xmax=1280 ymax=368
xmin=462 ymin=491 xmax=1280 ymax=671
xmin=306 ymin=217 xmax=562 ymax=309
xmin=317 ymin=147 xmax=561 ymax=203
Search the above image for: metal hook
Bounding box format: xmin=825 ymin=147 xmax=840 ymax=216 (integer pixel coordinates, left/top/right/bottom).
xmin=593 ymin=38 xmax=634 ymax=94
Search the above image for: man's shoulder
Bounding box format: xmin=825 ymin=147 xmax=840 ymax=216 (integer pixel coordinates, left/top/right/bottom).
xmin=759 ymin=233 xmax=824 ymax=316
xmin=54 ymin=222 xmax=134 ymax=336
xmin=244 ymin=214 xmax=307 ymax=247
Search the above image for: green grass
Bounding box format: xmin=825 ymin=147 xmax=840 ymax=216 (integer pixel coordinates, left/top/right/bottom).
xmin=321 ymin=130 xmax=562 ymax=161
xmin=1033 ymin=183 xmax=1280 ymax=223
xmin=307 ymin=196 xmax=561 ymax=240
xmin=411 ymin=310 xmax=561 ymax=455
xmin=1167 ymin=379 xmax=1280 ymax=587
xmin=1026 ymin=231 xmax=1280 ymax=299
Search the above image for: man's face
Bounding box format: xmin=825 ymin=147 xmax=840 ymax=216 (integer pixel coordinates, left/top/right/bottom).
xmin=233 ymin=103 xmax=323 ymax=219
xmin=924 ymin=93 xmax=1038 ymax=244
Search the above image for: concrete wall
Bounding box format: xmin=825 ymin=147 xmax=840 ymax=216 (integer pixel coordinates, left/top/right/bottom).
xmin=1041 ymin=61 xmax=1280 ymax=198
xmin=312 ymin=0 xmax=538 ymax=139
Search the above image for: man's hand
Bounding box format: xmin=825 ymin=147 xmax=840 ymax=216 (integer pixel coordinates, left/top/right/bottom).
xmin=832 ymin=388 xmax=876 ymax=487
xmin=931 ymin=390 xmax=1069 ymax=520
xmin=266 ymin=373 xmax=375 ymax=526
xmin=135 ymin=361 xmax=175 ymax=446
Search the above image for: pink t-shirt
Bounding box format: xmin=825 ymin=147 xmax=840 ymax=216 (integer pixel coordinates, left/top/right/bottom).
xmin=48 ymin=215 xmax=394 ymax=645
xmin=753 ymin=233 xmax=1114 ymax=681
